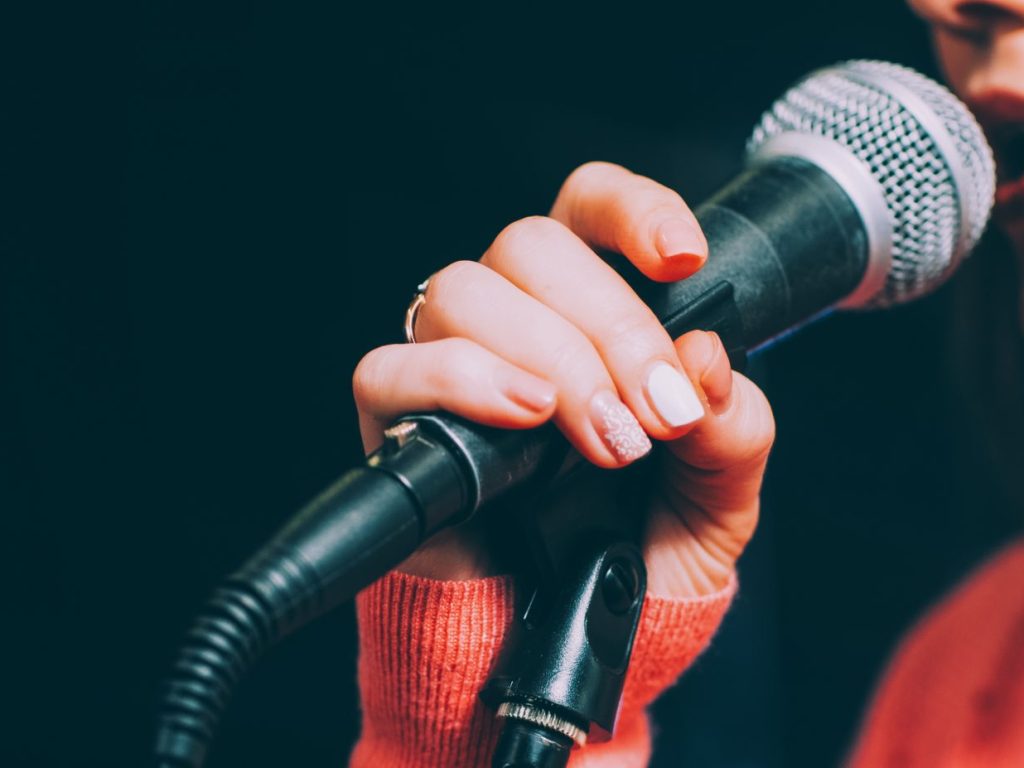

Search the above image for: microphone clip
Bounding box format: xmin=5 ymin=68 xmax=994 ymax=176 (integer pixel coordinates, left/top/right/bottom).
xmin=481 ymin=461 xmax=649 ymax=768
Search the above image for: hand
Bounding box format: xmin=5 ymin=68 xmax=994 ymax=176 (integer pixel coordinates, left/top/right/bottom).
xmin=352 ymin=162 xmax=775 ymax=597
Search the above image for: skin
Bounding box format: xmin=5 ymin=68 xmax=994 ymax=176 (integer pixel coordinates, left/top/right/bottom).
xmin=353 ymin=162 xmax=774 ymax=598
xmin=910 ymin=0 xmax=1024 ymax=258
xmin=352 ymin=1 xmax=1024 ymax=598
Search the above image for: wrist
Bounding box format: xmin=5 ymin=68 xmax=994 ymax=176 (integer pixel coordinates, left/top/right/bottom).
xmin=397 ymin=526 xmax=498 ymax=580
xmin=643 ymin=508 xmax=743 ymax=598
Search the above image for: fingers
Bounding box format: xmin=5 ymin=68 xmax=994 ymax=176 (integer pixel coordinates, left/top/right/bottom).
xmin=358 ymin=165 xmax=720 ymax=472
xmin=414 ymin=256 xmax=651 ymax=468
xmin=642 ymin=330 xmax=774 ymax=589
xmin=479 ymin=215 xmax=704 ymax=442
xmin=352 ymin=338 xmax=557 ymax=453
xmin=667 ymin=330 xmax=776 ymax=485
xmin=549 ymin=161 xmax=707 ymax=283
xmin=673 ymin=330 xmax=733 ymax=416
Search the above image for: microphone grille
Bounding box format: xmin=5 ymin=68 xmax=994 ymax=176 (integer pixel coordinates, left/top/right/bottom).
xmin=747 ymin=60 xmax=996 ymax=308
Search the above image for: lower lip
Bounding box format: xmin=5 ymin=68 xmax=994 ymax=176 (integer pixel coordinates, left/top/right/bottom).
xmin=996 ymin=176 xmax=1024 ymax=222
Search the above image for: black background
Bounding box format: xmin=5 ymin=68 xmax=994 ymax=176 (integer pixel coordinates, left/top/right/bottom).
xmin=3 ymin=2 xmax=1015 ymax=766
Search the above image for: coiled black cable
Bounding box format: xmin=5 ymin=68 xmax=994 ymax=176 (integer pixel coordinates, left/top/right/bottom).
xmin=151 ymin=465 xmax=431 ymax=766
xmin=154 ymin=546 xmax=319 ymax=767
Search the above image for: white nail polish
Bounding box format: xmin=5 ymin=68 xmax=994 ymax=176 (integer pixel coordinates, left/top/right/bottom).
xmin=591 ymin=391 xmax=652 ymax=463
xmin=646 ymin=363 xmax=704 ymax=427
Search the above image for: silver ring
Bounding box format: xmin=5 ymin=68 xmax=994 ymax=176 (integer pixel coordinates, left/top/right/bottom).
xmin=403 ymin=277 xmax=431 ymax=343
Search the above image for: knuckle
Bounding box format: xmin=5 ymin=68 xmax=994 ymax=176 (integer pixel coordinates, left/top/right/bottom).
xmin=428 ymin=260 xmax=487 ymax=306
xmin=436 ymin=336 xmax=479 ymax=363
xmin=424 ymin=338 xmax=482 ymax=390
xmin=428 ymin=339 xmax=483 ymax=382
xmin=602 ymin=311 xmax=664 ymax=357
xmin=547 ymin=331 xmax=604 ymax=385
xmin=736 ymin=383 xmax=777 ymax=461
xmin=758 ymin=403 xmax=777 ymax=450
xmin=492 ymin=215 xmax=567 ymax=259
xmin=745 ymin=427 xmax=775 ymax=463
xmin=554 ymin=162 xmax=630 ymax=227
xmin=352 ymin=346 xmax=400 ymax=405
xmin=487 ymin=215 xmax=572 ymax=273
xmin=563 ymin=161 xmax=628 ymax=194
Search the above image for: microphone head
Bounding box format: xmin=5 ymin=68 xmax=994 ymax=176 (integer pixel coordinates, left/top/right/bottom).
xmin=747 ymin=60 xmax=996 ymax=309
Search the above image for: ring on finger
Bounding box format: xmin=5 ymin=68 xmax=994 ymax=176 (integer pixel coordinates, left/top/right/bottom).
xmin=403 ymin=277 xmax=432 ymax=344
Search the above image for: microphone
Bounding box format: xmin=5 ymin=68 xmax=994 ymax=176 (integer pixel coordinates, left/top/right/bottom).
xmin=154 ymin=60 xmax=995 ymax=767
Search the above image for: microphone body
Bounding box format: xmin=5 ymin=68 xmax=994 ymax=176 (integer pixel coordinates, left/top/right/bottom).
xmin=154 ymin=157 xmax=870 ymax=768
xmin=154 ymin=61 xmax=995 ymax=767
xmin=647 ymin=156 xmax=867 ymax=345
xmin=254 ymin=154 xmax=869 ymax=623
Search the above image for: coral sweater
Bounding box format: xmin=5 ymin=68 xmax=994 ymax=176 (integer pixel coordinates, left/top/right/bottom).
xmin=848 ymin=540 xmax=1024 ymax=767
xmin=351 ymin=541 xmax=1024 ymax=767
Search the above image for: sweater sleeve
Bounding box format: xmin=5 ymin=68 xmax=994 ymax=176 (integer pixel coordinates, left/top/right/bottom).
xmin=349 ymin=570 xmax=736 ymax=768
xmin=845 ymin=541 xmax=1024 ymax=768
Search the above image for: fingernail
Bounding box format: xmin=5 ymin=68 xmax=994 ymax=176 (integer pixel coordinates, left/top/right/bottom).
xmin=497 ymin=368 xmax=557 ymax=413
xmin=590 ymin=390 xmax=652 ymax=463
xmin=645 ymin=362 xmax=704 ymax=427
xmin=656 ymin=218 xmax=706 ymax=263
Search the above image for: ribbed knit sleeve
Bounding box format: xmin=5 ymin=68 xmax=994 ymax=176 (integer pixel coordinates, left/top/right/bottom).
xmin=350 ymin=570 xmax=735 ymax=768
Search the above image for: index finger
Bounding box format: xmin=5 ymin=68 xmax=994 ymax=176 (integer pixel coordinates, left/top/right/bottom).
xmin=549 ymin=161 xmax=707 ymax=283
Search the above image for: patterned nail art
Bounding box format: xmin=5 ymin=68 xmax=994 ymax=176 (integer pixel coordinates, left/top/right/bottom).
xmin=592 ymin=392 xmax=652 ymax=463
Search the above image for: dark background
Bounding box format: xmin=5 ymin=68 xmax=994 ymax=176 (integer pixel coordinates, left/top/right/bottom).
xmin=3 ymin=1 xmax=1016 ymax=766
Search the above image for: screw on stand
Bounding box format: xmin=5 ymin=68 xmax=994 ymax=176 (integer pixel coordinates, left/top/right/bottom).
xmin=492 ymin=702 xmax=584 ymax=768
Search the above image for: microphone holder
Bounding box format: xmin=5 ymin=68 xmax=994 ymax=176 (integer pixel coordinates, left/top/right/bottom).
xmin=481 ymin=459 xmax=649 ymax=768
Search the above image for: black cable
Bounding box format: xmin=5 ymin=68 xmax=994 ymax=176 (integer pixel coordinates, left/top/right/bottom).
xmin=153 ymin=452 xmax=468 ymax=767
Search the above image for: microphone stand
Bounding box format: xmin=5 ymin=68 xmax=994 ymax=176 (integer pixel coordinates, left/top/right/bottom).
xmin=481 ymin=458 xmax=650 ymax=768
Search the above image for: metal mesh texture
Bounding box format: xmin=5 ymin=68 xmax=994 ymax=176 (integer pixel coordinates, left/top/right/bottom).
xmin=747 ymin=60 xmax=995 ymax=308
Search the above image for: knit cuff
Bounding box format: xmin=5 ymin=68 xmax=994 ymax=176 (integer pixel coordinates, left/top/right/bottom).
xmin=621 ymin=575 xmax=737 ymax=712
xmin=351 ymin=571 xmax=515 ymax=768
xmin=350 ymin=570 xmax=735 ymax=768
